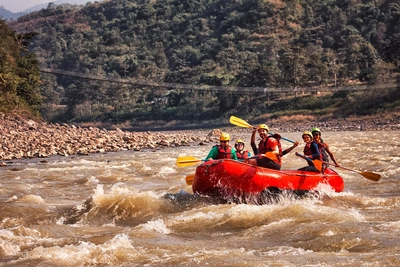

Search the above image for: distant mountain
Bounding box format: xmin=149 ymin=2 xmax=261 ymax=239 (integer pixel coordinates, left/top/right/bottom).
xmin=0 ymin=0 xmax=104 ymax=20
xmin=23 ymin=0 xmax=104 ymax=13
xmin=0 ymin=6 xmax=26 ymax=20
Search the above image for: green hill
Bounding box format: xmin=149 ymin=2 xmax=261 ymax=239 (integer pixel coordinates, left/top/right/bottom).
xmin=5 ymin=0 xmax=400 ymax=128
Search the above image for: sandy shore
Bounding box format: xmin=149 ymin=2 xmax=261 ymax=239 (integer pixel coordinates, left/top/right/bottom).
xmin=1 ymin=112 xmax=399 ymax=162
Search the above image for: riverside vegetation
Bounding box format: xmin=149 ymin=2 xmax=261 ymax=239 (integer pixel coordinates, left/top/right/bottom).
xmin=1 ymin=0 xmax=400 ymax=131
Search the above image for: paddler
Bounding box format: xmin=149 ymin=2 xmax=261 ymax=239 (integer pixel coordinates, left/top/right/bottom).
xmin=297 ymin=131 xmax=321 ymax=172
xmin=248 ymin=124 xmax=298 ymax=170
xmin=206 ymin=132 xmax=238 ymax=160
xmin=311 ymin=127 xmax=340 ymax=169
xmin=234 ymin=139 xmax=251 ymax=162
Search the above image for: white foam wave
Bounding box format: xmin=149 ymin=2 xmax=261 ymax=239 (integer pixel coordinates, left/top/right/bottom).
xmin=5 ymin=195 xmax=18 ymax=203
xmin=0 ymin=229 xmax=21 ymax=256
xmin=158 ymin=166 xmax=177 ymax=174
xmin=141 ymin=219 xmax=171 ymax=234
xmin=86 ymin=176 xmax=99 ymax=184
xmin=25 ymin=233 xmax=137 ymax=264
xmin=261 ymin=246 xmax=313 ymax=256
xmin=18 ymin=194 xmax=46 ymax=205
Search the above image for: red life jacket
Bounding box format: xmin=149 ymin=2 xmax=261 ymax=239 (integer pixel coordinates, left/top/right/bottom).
xmin=215 ymin=145 xmax=233 ymax=159
xmin=319 ymin=140 xmax=330 ymax=162
xmin=236 ymin=150 xmax=249 ymax=159
xmin=303 ymin=142 xmax=312 ymax=156
xmin=258 ymin=135 xmax=282 ymax=164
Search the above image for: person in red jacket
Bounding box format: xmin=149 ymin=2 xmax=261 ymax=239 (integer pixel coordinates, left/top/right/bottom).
xmin=206 ymin=132 xmax=238 ymax=160
xmin=298 ymin=131 xmax=321 ymax=172
xmin=248 ymin=124 xmax=298 ymax=170
xmin=234 ymin=139 xmax=251 ymax=161
xmin=311 ymin=127 xmax=339 ymax=170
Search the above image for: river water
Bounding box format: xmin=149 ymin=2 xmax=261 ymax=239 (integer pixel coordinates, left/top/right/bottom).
xmin=0 ymin=130 xmax=399 ymax=266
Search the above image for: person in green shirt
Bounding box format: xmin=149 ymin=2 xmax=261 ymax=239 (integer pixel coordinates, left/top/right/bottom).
xmin=206 ymin=132 xmax=238 ymax=160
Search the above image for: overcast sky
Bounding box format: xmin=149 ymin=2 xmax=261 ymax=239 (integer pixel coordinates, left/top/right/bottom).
xmin=0 ymin=0 xmax=101 ymax=13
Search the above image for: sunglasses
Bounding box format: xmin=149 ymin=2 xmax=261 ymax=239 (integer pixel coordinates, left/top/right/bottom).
xmin=220 ymin=140 xmax=228 ymax=143
xmin=312 ymin=133 xmax=320 ymax=136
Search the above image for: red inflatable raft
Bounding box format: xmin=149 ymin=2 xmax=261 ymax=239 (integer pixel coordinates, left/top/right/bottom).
xmin=192 ymin=159 xmax=344 ymax=203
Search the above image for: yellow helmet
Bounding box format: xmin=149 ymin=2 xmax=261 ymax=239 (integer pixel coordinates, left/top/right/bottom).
xmin=258 ymin=124 xmax=269 ymax=131
xmin=235 ymin=139 xmax=245 ymax=146
xmin=220 ymin=132 xmax=231 ymax=141
xmin=302 ymin=131 xmax=312 ymax=138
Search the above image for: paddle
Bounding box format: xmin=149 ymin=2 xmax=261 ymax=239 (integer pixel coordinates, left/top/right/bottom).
xmin=332 ymin=165 xmax=381 ymax=181
xmin=186 ymin=174 xmax=195 ymax=185
xmin=176 ymin=156 xmax=205 ymax=167
xmin=295 ymin=152 xmax=322 ymax=171
xmin=229 ymin=116 xmax=295 ymax=143
xmin=295 ymin=152 xmax=381 ymax=181
xmin=264 ymin=151 xmax=278 ymax=161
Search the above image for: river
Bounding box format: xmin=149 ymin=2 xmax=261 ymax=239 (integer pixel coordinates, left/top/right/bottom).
xmin=0 ymin=130 xmax=399 ymax=266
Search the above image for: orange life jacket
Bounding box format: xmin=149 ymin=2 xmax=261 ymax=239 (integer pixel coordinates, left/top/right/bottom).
xmin=258 ymin=136 xmax=282 ymax=164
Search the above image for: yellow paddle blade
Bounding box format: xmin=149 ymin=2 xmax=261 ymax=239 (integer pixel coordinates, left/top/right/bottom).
xmin=176 ymin=156 xmax=202 ymax=167
xmin=185 ymin=174 xmax=195 ymax=185
xmin=312 ymin=159 xmax=323 ymax=172
xmin=359 ymin=171 xmax=381 ymax=181
xmin=229 ymin=116 xmax=253 ymax=128
xmin=295 ymin=152 xmax=322 ymax=172
xmin=335 ymin=165 xmax=381 ymax=181
xmin=359 ymin=172 xmax=381 ymax=182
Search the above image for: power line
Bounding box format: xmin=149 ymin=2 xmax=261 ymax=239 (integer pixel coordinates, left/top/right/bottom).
xmin=40 ymin=68 xmax=399 ymax=94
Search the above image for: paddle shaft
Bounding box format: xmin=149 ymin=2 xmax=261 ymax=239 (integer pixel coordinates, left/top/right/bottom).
xmin=276 ymin=134 xmax=295 ymax=144
xmin=295 ymin=153 xmax=380 ymax=181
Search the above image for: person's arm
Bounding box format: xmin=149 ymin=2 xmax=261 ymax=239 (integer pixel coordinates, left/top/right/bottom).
xmin=206 ymin=146 xmax=218 ymax=160
xmin=282 ymin=141 xmax=299 ymax=156
xmin=231 ymin=147 xmax=238 ymax=160
xmin=250 ymin=128 xmax=258 ymax=155
xmin=251 ymin=143 xmax=258 ymax=155
xmin=310 ymin=142 xmax=321 ymax=160
xmin=324 ymin=143 xmax=339 ymax=166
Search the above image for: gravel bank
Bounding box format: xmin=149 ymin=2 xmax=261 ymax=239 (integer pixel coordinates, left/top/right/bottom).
xmin=1 ymin=113 xmax=399 ymax=162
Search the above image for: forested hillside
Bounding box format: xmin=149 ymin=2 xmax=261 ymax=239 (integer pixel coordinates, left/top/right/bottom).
xmin=7 ymin=0 xmax=400 ymax=127
xmin=0 ymin=19 xmax=41 ymax=116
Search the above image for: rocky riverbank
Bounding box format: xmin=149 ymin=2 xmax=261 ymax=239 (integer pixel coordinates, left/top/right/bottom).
xmin=0 ymin=113 xmax=221 ymax=162
xmin=268 ymin=115 xmax=400 ymax=132
xmin=1 ymin=113 xmax=399 ymax=163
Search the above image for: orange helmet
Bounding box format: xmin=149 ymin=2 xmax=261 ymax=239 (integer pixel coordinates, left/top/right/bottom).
xmin=219 ymin=133 xmax=231 ymax=141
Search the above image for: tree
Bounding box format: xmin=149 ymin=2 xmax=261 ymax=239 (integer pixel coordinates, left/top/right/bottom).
xmin=279 ymin=44 xmax=307 ymax=88
xmin=0 ymin=20 xmax=41 ymax=115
